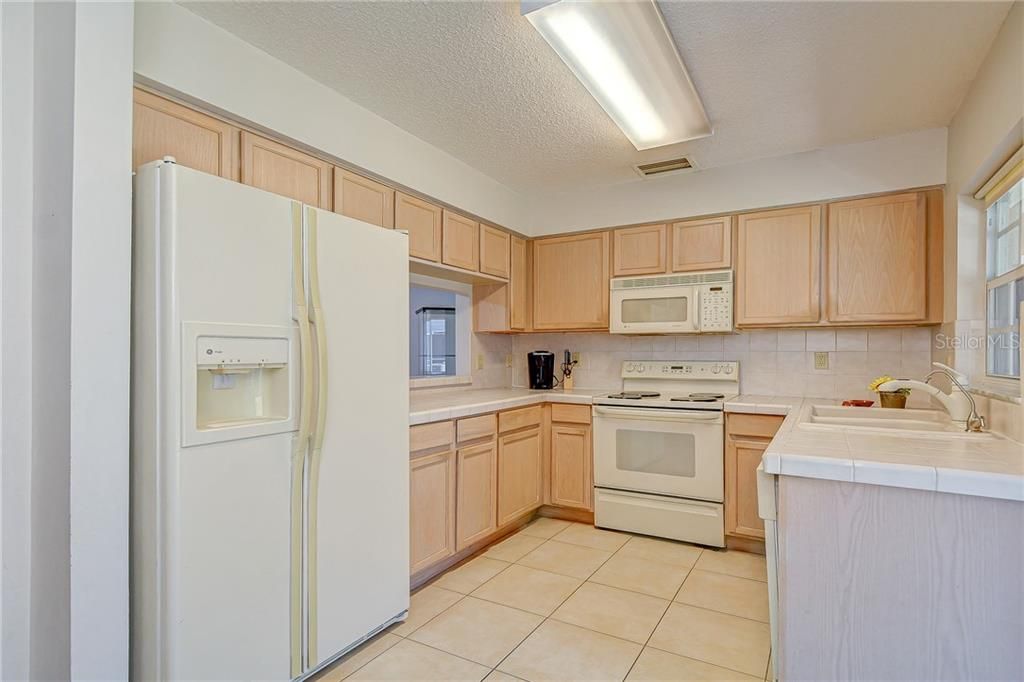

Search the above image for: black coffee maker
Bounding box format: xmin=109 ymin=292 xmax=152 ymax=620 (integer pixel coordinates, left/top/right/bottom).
xmin=527 ymin=351 xmax=555 ymax=389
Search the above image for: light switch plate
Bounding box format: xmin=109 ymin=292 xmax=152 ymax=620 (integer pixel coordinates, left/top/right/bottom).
xmin=571 ymin=352 xmax=580 ymax=363
xmin=814 ymin=352 xmax=829 ymax=370
xmin=476 ymin=354 xmax=484 ymax=370
xmin=505 ymin=354 xmax=513 ymax=368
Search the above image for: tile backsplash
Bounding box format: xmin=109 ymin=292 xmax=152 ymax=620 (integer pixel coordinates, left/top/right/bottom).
xmin=508 ymin=327 xmax=938 ymax=406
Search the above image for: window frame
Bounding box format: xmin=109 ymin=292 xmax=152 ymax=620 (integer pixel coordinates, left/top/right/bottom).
xmin=980 ymin=152 xmax=1023 ymax=386
xmin=409 ymin=273 xmax=473 ymax=388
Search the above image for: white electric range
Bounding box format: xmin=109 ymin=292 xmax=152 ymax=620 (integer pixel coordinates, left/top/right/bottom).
xmin=592 ymin=360 xmax=740 ymax=547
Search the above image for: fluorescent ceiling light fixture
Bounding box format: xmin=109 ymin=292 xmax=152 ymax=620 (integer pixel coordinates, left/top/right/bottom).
xmin=523 ymin=0 xmax=712 ymax=150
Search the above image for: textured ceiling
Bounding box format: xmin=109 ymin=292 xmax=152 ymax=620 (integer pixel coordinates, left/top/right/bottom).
xmin=181 ymin=1 xmax=1011 ymax=194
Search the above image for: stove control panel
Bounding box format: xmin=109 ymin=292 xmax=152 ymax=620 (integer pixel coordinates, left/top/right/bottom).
xmin=621 ymin=360 xmax=739 ymax=379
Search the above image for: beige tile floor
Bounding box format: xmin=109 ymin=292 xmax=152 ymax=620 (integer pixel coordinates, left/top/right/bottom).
xmin=315 ymin=520 xmax=772 ymax=682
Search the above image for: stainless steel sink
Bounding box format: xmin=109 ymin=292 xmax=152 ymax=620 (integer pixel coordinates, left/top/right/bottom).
xmin=799 ymin=404 xmax=994 ymax=438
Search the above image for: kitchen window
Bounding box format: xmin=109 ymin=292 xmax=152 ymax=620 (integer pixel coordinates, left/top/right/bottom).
xmin=409 ymin=274 xmax=471 ymax=384
xmin=981 ymin=154 xmax=1023 ymax=380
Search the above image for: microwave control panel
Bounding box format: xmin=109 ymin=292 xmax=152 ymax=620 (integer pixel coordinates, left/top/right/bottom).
xmin=699 ymin=284 xmax=733 ymax=332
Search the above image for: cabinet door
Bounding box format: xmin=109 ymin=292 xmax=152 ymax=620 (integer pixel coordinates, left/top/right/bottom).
xmin=456 ymin=441 xmax=498 ymax=550
xmin=133 ymin=88 xmax=238 ymax=179
xmin=533 ymin=232 xmax=610 ymax=330
xmin=510 ymin=236 xmax=528 ymax=330
xmin=479 ymin=224 xmax=511 ymax=279
xmin=442 ymin=211 xmax=480 ymax=271
xmin=410 ymin=451 xmax=456 ymax=574
xmin=613 ymin=224 xmax=667 ymax=276
xmin=550 ymin=424 xmax=592 ymax=510
xmin=827 ymin=193 xmax=927 ymax=323
xmin=736 ymin=206 xmax=821 ymax=326
xmin=725 ymin=437 xmax=766 ymax=539
xmin=240 ymin=131 xmax=332 ymax=209
xmin=497 ymin=427 xmax=542 ymax=526
xmin=671 ymin=216 xmax=732 ymax=272
xmin=397 ymin=192 xmax=443 ymax=261
xmin=333 ymin=168 xmax=394 ymax=228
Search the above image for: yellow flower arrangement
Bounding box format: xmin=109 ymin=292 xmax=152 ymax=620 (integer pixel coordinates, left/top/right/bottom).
xmin=869 ymin=375 xmax=910 ymax=395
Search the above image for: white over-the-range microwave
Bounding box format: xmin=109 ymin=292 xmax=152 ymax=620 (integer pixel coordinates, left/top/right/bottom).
xmin=610 ymin=269 xmax=733 ymax=334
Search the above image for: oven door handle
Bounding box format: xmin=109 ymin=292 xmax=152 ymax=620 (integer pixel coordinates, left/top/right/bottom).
xmin=593 ymin=406 xmax=723 ymax=423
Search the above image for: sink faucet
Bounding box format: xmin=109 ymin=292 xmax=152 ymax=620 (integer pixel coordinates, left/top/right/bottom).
xmin=877 ymin=363 xmax=985 ymax=432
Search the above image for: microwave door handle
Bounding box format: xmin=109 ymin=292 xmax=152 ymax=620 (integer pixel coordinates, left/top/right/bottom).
xmin=694 ymin=289 xmax=701 ymax=331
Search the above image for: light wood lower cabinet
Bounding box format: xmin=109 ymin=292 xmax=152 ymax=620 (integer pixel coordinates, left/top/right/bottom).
xmin=532 ymin=231 xmax=610 ymax=330
xmin=725 ymin=413 xmax=784 ymax=540
xmin=497 ymin=426 xmax=543 ymax=526
xmin=333 ymin=168 xmax=394 ymax=228
xmin=455 ymin=441 xmax=498 ymax=550
xmin=409 ymin=449 xmax=456 ymax=574
xmin=133 ymin=88 xmax=239 ymax=180
xmin=240 ymin=131 xmax=332 ymax=209
xmin=549 ymin=423 xmax=592 ymax=510
xmin=736 ymin=205 xmax=822 ymax=326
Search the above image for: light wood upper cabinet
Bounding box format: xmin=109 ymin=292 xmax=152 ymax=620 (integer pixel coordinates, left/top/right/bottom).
xmin=455 ymin=441 xmax=498 ymax=551
xmin=133 ymin=89 xmax=239 ymax=179
xmin=473 ymin=234 xmax=528 ymax=333
xmin=396 ymin=192 xmax=443 ymax=261
xmin=826 ymin=193 xmax=927 ymax=323
xmin=613 ymin=224 xmax=668 ymax=276
xmin=533 ymin=232 xmax=610 ymax=330
xmin=442 ymin=211 xmax=480 ymax=271
xmin=497 ymin=427 xmax=542 ymax=526
xmin=240 ymin=131 xmax=332 ymax=209
xmin=736 ymin=205 xmax=822 ymax=326
xmin=550 ymin=424 xmax=592 ymax=511
xmin=333 ymin=168 xmax=394 ymax=228
xmin=479 ymin=224 xmax=511 ymax=279
xmin=409 ymin=450 xmax=456 ymax=574
xmin=509 ymin=236 xmax=528 ymax=330
xmin=672 ymin=216 xmax=732 ymax=272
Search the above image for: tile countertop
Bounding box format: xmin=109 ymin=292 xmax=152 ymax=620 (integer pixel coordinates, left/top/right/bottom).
xmin=727 ymin=395 xmax=1024 ymax=503
xmin=409 ymin=387 xmax=605 ymax=425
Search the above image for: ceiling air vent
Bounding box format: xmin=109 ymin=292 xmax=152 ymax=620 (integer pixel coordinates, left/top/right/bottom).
xmin=634 ymin=157 xmax=695 ymax=178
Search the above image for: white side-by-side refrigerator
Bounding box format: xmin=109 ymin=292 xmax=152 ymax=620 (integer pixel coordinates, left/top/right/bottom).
xmin=132 ymin=160 xmax=409 ymax=680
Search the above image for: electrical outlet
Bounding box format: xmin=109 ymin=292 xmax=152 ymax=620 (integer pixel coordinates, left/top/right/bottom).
xmin=475 ymin=354 xmax=484 ymax=370
xmin=814 ymin=352 xmax=829 ymax=370
xmin=571 ymin=351 xmax=580 ymax=363
xmin=505 ymin=353 xmax=513 ymax=368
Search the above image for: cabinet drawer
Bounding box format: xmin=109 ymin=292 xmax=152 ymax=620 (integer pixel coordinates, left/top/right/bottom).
xmin=498 ymin=405 xmax=542 ymax=434
xmin=457 ymin=413 xmax=497 ymax=443
xmin=727 ymin=414 xmax=784 ymax=439
xmin=550 ymin=403 xmax=591 ymax=425
xmin=410 ymin=421 xmax=454 ymax=454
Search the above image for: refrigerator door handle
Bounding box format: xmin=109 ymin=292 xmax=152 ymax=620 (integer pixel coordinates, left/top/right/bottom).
xmin=305 ymin=207 xmax=330 ymax=665
xmin=290 ymin=201 xmax=313 ymax=678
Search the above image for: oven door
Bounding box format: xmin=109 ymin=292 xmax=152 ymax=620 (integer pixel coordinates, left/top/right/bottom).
xmin=610 ymin=285 xmax=699 ymax=334
xmin=593 ymin=405 xmax=724 ymax=502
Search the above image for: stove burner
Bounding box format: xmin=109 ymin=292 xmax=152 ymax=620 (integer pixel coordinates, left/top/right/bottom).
xmin=670 ymin=392 xmax=726 ymax=403
xmin=606 ymin=391 xmax=661 ymax=400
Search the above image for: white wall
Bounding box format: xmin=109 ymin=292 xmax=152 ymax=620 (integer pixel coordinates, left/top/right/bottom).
xmin=133 ymin=1 xmax=532 ymax=234
xmin=0 ymin=2 xmax=132 ymax=679
xmin=940 ymin=2 xmax=1022 ymax=393
xmin=529 ymin=128 xmax=948 ymax=234
xmin=68 ymin=2 xmax=133 ymax=679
